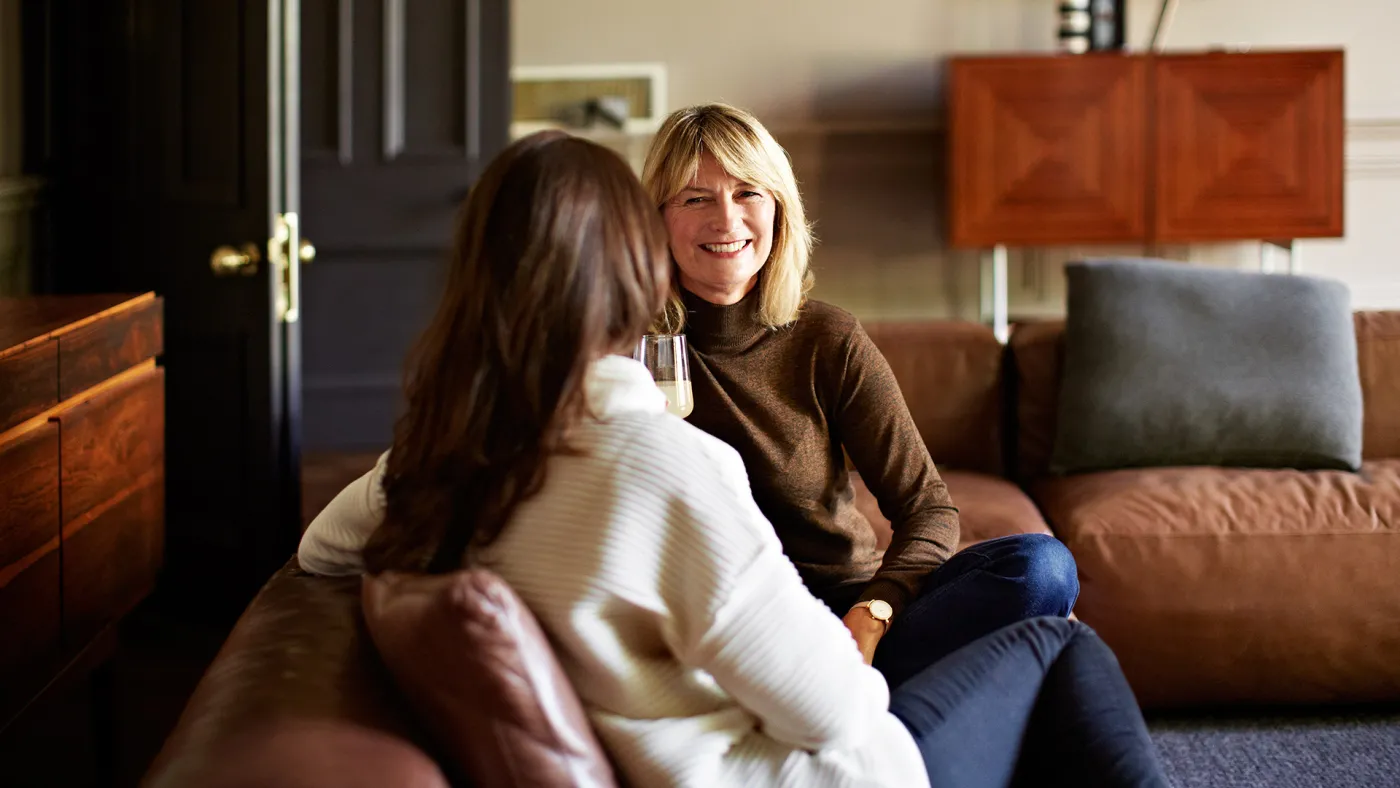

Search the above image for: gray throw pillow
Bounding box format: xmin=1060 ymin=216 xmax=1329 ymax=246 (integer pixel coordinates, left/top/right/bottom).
xmin=1050 ymin=258 xmax=1363 ymax=474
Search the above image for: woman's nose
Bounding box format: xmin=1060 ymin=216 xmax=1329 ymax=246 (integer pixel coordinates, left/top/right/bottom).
xmin=709 ymin=197 xmax=742 ymax=232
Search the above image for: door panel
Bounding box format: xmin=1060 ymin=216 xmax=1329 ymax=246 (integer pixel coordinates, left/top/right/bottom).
xmin=156 ymin=1 xmax=250 ymax=207
xmin=402 ymin=0 xmax=469 ymax=156
xmin=300 ymin=0 xmax=509 ymax=450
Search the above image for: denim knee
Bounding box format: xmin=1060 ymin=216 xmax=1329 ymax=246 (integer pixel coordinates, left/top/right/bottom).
xmin=1017 ymin=534 xmax=1080 ymax=616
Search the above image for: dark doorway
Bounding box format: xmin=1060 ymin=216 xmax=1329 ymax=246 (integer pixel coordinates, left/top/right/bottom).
xmin=35 ymin=0 xmax=508 ymax=615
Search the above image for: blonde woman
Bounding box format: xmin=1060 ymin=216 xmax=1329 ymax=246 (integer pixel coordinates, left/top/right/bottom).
xmin=642 ymin=104 xmax=1078 ymax=689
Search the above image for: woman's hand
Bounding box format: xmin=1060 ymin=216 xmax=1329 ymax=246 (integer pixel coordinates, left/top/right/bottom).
xmin=841 ymin=607 xmax=887 ymax=665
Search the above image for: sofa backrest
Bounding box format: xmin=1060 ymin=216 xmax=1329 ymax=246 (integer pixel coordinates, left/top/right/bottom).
xmin=1009 ymin=311 xmax=1400 ymax=480
xmin=362 ymin=569 xmax=618 ymax=788
xmin=1356 ymin=311 xmax=1400 ymax=459
xmin=143 ymin=561 xmax=451 ymax=788
xmin=862 ymin=320 xmax=1006 ymax=476
xmin=1005 ymin=320 xmax=1064 ymax=482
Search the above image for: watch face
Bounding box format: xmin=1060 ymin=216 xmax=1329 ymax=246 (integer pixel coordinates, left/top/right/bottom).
xmin=870 ymin=600 xmax=893 ymax=620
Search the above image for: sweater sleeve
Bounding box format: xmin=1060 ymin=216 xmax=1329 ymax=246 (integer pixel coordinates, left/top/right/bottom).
xmin=835 ymin=323 xmax=959 ymax=617
xmin=296 ymin=451 xmax=388 ymax=576
xmin=671 ymin=439 xmax=894 ymax=752
xmin=690 ymin=545 xmax=894 ymax=750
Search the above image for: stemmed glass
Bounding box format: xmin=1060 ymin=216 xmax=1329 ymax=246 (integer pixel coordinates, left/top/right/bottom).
xmin=633 ymin=334 xmax=693 ymax=419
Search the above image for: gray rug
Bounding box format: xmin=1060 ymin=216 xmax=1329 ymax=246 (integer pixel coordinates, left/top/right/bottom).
xmin=1148 ymin=707 xmax=1400 ymax=788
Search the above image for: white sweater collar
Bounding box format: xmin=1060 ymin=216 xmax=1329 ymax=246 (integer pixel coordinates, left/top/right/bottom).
xmin=586 ymin=354 xmax=667 ymax=418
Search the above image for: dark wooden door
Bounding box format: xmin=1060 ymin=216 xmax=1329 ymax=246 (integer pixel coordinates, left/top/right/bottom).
xmin=46 ymin=0 xmax=305 ymax=615
xmin=299 ymin=0 xmax=510 ymax=450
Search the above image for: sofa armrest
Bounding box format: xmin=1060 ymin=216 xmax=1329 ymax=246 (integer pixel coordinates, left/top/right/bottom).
xmin=142 ymin=559 xmax=450 ymax=788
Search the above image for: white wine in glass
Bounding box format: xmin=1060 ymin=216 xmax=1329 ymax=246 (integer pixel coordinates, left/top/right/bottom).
xmin=633 ymin=334 xmax=693 ymax=419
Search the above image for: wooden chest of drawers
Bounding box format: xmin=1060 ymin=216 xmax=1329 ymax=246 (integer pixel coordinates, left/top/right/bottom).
xmin=0 ymin=293 xmax=165 ymax=731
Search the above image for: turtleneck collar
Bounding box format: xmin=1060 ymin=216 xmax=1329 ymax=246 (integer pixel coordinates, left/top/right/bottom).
xmin=681 ymin=285 xmax=767 ymax=354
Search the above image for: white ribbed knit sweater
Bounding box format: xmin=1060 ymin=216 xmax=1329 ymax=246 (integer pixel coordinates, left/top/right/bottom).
xmin=298 ymin=355 xmax=928 ymax=788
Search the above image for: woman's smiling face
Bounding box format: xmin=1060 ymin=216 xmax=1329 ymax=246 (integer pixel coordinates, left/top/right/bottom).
xmin=662 ymin=154 xmax=776 ymax=305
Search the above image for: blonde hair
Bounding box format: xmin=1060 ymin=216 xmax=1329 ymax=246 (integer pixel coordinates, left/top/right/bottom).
xmin=641 ymin=103 xmax=814 ymax=331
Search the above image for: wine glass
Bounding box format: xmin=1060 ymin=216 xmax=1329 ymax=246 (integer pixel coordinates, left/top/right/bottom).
xmin=633 ymin=334 xmax=693 ymax=419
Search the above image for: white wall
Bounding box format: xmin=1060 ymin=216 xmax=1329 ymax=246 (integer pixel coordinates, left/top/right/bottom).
xmin=1129 ymin=0 xmax=1400 ymax=118
xmin=515 ymin=0 xmax=1400 ymax=319
xmin=1126 ymin=0 xmax=1400 ymax=311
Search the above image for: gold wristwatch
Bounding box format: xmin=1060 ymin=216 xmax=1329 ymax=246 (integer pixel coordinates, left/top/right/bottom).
xmin=852 ymin=599 xmax=894 ymax=631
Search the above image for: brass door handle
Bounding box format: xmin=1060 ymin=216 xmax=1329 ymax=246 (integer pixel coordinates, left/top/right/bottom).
xmin=210 ymin=243 xmax=261 ymax=276
xmin=271 ymin=214 xmax=313 ymax=323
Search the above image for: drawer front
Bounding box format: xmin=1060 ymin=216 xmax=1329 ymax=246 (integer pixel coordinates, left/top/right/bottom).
xmin=58 ymin=297 xmax=163 ymax=401
xmin=0 ymin=549 xmax=61 ymax=724
xmin=58 ymin=367 xmax=165 ymax=647
xmin=0 ymin=421 xmax=61 ymax=565
xmin=63 ymin=479 xmax=164 ymax=648
xmin=60 ymin=367 xmax=165 ymax=527
xmin=0 ymin=341 xmax=59 ymax=434
xmin=0 ymin=422 xmax=62 ymax=723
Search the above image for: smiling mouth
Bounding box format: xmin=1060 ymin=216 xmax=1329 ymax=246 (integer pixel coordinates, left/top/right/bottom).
xmin=700 ymin=240 xmax=751 ymax=254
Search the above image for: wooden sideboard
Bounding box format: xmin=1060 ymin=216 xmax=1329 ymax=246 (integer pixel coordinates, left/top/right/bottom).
xmin=947 ymin=49 xmax=1345 ymax=248
xmin=0 ymin=293 xmax=164 ymax=732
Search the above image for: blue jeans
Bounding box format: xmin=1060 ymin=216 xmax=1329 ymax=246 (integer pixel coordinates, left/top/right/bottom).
xmin=890 ymin=617 xmax=1169 ymax=787
xmin=821 ymin=534 xmax=1081 ymax=689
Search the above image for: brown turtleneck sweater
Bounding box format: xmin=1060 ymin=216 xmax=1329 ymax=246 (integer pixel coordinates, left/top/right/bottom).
xmin=681 ymin=288 xmax=959 ymax=617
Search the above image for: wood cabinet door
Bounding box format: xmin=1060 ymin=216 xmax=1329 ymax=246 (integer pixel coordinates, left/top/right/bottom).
xmin=59 ymin=366 xmax=165 ymax=648
xmin=1152 ymin=50 xmax=1344 ymax=242
xmin=949 ymin=55 xmax=1148 ymax=248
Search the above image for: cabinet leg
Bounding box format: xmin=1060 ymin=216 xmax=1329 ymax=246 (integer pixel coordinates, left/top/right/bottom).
xmin=979 ymin=245 xmax=1010 ymax=343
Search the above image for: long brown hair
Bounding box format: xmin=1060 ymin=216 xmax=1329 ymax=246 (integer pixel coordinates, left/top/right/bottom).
xmin=363 ymin=131 xmax=670 ymax=574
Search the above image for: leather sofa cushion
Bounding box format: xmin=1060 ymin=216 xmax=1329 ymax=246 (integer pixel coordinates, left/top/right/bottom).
xmin=362 ymin=569 xmax=617 ymax=788
xmin=143 ymin=562 xmax=448 ymax=788
xmin=853 ymin=469 xmax=1051 ymax=552
xmin=863 ymin=320 xmax=1005 ymax=476
xmin=184 ymin=721 xmax=450 ymax=788
xmin=1034 ymin=459 xmax=1400 ymax=706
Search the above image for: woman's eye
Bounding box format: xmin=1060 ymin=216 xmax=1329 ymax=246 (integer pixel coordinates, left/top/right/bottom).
xmin=684 ymin=196 xmax=706 ymax=205
xmin=739 ymin=191 xmax=762 ymax=200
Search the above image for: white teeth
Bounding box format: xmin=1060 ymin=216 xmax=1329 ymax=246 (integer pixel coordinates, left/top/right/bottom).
xmin=702 ymin=240 xmax=747 ymax=253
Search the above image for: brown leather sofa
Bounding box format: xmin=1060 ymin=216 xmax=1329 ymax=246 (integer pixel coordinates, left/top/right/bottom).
xmin=1006 ymin=312 xmax=1400 ymax=708
xmin=143 ymin=313 xmax=1400 ymax=785
xmin=860 ymin=312 xmax=1400 ymax=708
